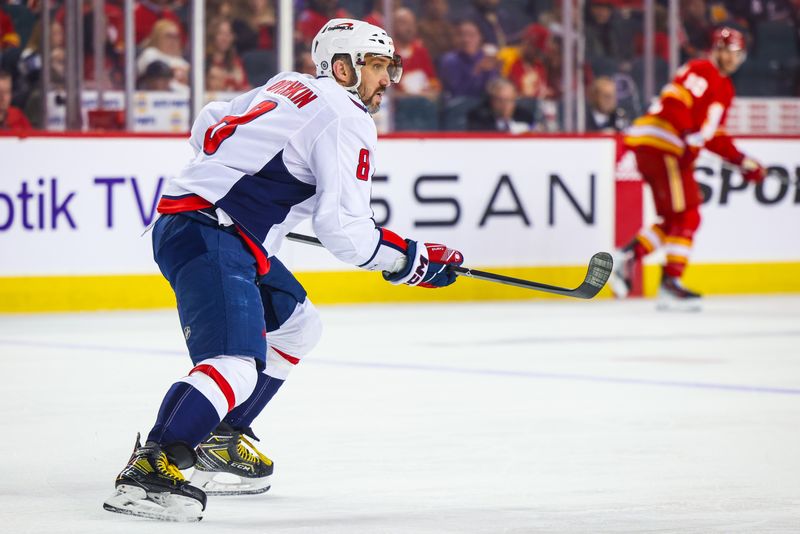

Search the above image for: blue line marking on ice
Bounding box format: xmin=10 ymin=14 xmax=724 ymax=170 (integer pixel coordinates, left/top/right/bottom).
xmin=2 ymin=338 xmax=800 ymax=396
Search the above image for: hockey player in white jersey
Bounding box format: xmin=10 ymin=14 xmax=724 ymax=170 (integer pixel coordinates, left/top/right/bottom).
xmin=103 ymin=18 xmax=464 ymax=522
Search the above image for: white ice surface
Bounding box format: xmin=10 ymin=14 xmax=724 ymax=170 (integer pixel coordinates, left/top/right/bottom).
xmin=1 ymin=296 xmax=799 ymax=533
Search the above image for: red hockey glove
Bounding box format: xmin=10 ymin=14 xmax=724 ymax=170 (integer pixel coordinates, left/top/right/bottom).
xmin=741 ymin=156 xmax=766 ymax=183
xmin=383 ymin=240 xmax=464 ymax=288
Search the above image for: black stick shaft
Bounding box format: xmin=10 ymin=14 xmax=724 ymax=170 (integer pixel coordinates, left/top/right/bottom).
xmin=284 ymin=232 xmax=611 ymax=299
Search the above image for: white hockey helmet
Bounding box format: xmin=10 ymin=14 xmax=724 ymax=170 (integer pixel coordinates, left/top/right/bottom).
xmin=311 ymin=18 xmax=403 ymax=92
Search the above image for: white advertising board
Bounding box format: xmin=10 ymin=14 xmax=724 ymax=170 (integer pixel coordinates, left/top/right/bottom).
xmin=0 ymin=136 xmax=616 ymax=276
xmin=640 ymin=139 xmax=800 ymax=263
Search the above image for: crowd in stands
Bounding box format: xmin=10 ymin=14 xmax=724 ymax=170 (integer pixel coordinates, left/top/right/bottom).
xmin=1 ymin=0 xmax=799 ymax=130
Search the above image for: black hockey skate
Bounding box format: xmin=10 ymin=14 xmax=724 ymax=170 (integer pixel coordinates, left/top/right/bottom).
xmin=657 ymin=274 xmax=702 ymax=312
xmin=191 ymin=422 xmax=274 ymax=496
xmin=103 ymin=434 xmax=207 ymax=522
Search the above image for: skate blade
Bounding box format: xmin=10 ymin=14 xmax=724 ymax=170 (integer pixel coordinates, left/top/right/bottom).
xmin=103 ymin=484 xmax=203 ymax=522
xmin=192 ymin=470 xmax=272 ymax=496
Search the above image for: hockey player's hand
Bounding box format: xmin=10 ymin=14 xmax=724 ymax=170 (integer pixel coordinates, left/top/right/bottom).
xmin=741 ymin=156 xmax=766 ymax=183
xmin=384 ymin=240 xmax=464 ymax=288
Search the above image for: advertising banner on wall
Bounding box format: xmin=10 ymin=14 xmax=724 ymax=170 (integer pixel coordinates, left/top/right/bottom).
xmin=691 ymin=139 xmax=800 ymax=263
xmin=0 ymin=136 xmax=617 ymax=277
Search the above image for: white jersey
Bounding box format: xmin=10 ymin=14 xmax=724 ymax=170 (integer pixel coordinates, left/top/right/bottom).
xmin=157 ymin=72 xmax=406 ymax=275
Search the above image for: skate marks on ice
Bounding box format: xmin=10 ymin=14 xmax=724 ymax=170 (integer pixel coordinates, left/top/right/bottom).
xmin=1 ymin=296 xmax=799 ymax=533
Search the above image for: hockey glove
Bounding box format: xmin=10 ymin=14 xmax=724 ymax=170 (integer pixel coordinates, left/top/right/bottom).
xmin=383 ymin=240 xmax=464 ymax=288
xmin=740 ymin=156 xmax=766 ymax=183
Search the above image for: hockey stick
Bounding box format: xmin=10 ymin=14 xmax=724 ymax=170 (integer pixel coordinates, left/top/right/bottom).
xmin=285 ymin=232 xmax=613 ymax=299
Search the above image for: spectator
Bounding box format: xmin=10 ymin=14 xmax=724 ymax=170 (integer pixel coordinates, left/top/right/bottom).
xmin=15 ymin=20 xmax=44 ymax=108
xmin=634 ymin=5 xmax=670 ymax=62
xmin=417 ymin=0 xmax=456 ymax=65
xmin=205 ymin=63 xmax=228 ymax=92
xmin=585 ymin=76 xmax=628 ymax=132
xmin=294 ymin=50 xmax=316 ymax=76
xmin=138 ymin=19 xmax=189 ymax=91
xmin=0 ymin=69 xmax=30 ymax=129
xmin=681 ymin=0 xmax=712 ymax=59
xmin=82 ymin=9 xmax=125 ymax=89
xmin=726 ymin=0 xmax=796 ymax=28
xmin=0 ymin=3 xmax=20 ymax=50
xmin=135 ymin=0 xmax=184 ymax=45
xmin=137 ymin=59 xmax=173 ymax=90
xmin=206 ymin=17 xmax=249 ymax=91
xmin=508 ymin=23 xmax=555 ymax=99
xmin=207 ymin=0 xmax=233 ymax=19
xmin=50 ymin=46 xmax=65 ymax=83
xmin=467 ymin=77 xmax=535 ymax=133
xmin=464 ymin=0 xmax=522 ymax=48
xmin=231 ymin=0 xmax=276 ymax=54
xmin=392 ymin=7 xmax=440 ymax=99
xmin=296 ymin=0 xmax=350 ymax=45
xmin=585 ymin=0 xmax=623 ymax=60
xmin=439 ymin=20 xmax=500 ymax=98
xmin=363 ymin=0 xmax=402 ymax=28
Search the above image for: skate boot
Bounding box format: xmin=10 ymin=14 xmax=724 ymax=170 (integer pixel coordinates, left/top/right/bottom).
xmin=192 ymin=422 xmax=274 ymax=495
xmin=609 ymin=248 xmax=635 ymax=298
xmin=103 ymin=434 xmax=207 ymax=522
xmin=656 ymin=275 xmax=702 ymax=312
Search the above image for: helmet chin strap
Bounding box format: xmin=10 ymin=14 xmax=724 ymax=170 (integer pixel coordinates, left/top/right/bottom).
xmin=344 ymin=64 xmax=364 ymax=97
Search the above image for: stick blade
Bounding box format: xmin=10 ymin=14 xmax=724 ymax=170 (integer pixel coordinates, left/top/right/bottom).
xmin=571 ymin=251 xmax=614 ymax=299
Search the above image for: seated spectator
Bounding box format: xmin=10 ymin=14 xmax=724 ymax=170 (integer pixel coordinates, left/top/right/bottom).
xmin=726 ymin=0 xmax=797 ymax=28
xmin=585 ymin=76 xmax=628 ymax=132
xmin=82 ymin=10 xmax=125 ymax=89
xmin=392 ymin=7 xmax=440 ymax=100
xmin=207 ymin=0 xmax=233 ymax=19
xmin=137 ymin=59 xmax=173 ymax=90
xmin=634 ymin=5 xmax=670 ymax=61
xmin=361 ymin=0 xmax=402 ymax=28
xmin=205 ymin=63 xmax=229 ymax=92
xmin=137 ymin=19 xmax=189 ymax=91
xmin=295 ymin=50 xmax=317 ymax=77
xmin=206 ymin=17 xmax=249 ymax=92
xmin=417 ymin=0 xmax=456 ymax=65
xmin=0 ymin=3 xmax=20 ymax=50
xmin=54 ymin=0 xmax=124 ymax=47
xmin=467 ymin=78 xmax=534 ymax=133
xmin=464 ymin=0 xmax=522 ymax=48
xmin=508 ymin=23 xmax=555 ymax=99
xmin=296 ymin=0 xmax=350 ymax=45
xmin=135 ymin=0 xmax=184 ymax=45
xmin=22 ymin=44 xmax=65 ymax=127
xmin=16 ymin=20 xmax=45 ymax=107
xmin=231 ymin=0 xmax=276 ymax=54
xmin=585 ymin=0 xmax=623 ymax=60
xmin=363 ymin=0 xmax=387 ymax=28
xmin=0 ymin=69 xmax=30 ymax=129
xmin=681 ymin=0 xmax=712 ymax=59
xmin=439 ymin=19 xmax=500 ymax=98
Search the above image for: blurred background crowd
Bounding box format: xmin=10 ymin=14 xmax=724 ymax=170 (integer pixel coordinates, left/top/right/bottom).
xmin=1 ymin=0 xmax=799 ymax=132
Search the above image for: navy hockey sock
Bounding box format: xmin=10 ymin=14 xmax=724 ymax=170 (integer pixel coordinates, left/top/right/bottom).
xmin=148 ymin=382 xmax=222 ymax=448
xmin=223 ymin=373 xmax=285 ymax=430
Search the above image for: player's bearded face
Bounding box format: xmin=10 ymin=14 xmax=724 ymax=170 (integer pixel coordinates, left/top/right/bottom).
xmin=358 ymin=56 xmax=392 ymax=113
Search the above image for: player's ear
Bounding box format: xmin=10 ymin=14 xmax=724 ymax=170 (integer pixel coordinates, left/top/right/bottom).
xmin=331 ymin=56 xmax=354 ymax=85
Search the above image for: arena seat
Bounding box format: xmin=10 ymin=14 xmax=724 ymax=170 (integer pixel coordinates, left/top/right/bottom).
xmin=393 ymin=95 xmax=439 ymax=131
xmin=242 ymin=50 xmax=277 ymax=88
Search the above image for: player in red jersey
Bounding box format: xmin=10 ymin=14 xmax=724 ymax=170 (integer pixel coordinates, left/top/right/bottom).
xmin=613 ymin=27 xmax=766 ymax=310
